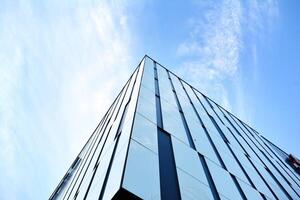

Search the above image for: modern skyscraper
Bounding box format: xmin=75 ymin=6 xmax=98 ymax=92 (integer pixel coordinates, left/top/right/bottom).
xmin=50 ymin=56 xmax=300 ymax=200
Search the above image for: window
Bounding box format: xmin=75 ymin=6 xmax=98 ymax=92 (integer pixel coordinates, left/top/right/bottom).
xmin=136 ymin=85 xmax=156 ymax=123
xmin=172 ymin=136 xmax=208 ymax=185
xmin=206 ymin=159 xmax=243 ymax=200
xmin=131 ymin=113 xmax=158 ymax=153
xmin=177 ymin=168 xmax=214 ymax=200
xmin=123 ymin=140 xmax=161 ymax=199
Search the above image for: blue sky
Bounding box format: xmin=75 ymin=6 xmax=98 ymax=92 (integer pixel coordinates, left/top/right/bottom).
xmin=0 ymin=0 xmax=299 ymax=199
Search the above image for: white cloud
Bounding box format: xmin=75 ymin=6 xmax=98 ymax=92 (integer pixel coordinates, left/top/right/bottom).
xmin=247 ymin=0 xmax=279 ymax=38
xmin=177 ymin=0 xmax=242 ymax=110
xmin=176 ymin=0 xmax=278 ymax=122
xmin=0 ymin=0 xmax=281 ymax=198
xmin=0 ymin=0 xmax=136 ymax=198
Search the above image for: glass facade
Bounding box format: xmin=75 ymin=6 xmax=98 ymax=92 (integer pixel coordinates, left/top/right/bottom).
xmin=50 ymin=56 xmax=300 ymax=200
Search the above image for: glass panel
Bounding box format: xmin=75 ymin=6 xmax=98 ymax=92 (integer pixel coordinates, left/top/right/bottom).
xmin=123 ymin=140 xmax=161 ymax=199
xmin=253 ymin=160 xmax=290 ymax=200
xmin=246 ymin=128 xmax=275 ymax=159
xmin=177 ymin=168 xmax=214 ymax=200
xmin=172 ymin=136 xmax=208 ymax=185
xmin=208 ymin=107 xmax=242 ymax=149
xmin=110 ymin=67 xmax=137 ymax=124
xmin=169 ymin=76 xmax=195 ymax=124
xmin=169 ymin=73 xmax=188 ymax=101
xmin=52 ymin=157 xmax=83 ymax=199
xmin=263 ymin=160 xmax=300 ymax=199
xmin=194 ymin=91 xmax=215 ymax=116
xmin=211 ymin=103 xmax=227 ymax=122
xmin=206 ymin=158 xmax=243 ymax=200
xmin=273 ymin=161 xmax=300 ymax=189
xmin=265 ymin=196 xmax=275 ymax=200
xmin=188 ymin=120 xmax=221 ymax=165
xmin=221 ymin=110 xmax=263 ymax=164
xmin=169 ymin=76 xmax=221 ymax=165
xmin=77 ymin=69 xmax=139 ymax=198
xmin=121 ymin=65 xmax=142 ymax=127
xmin=182 ymin=83 xmax=214 ymax=130
xmin=160 ymin=98 xmax=189 ymax=145
xmin=206 ymin=99 xmax=226 ymax=125
xmin=244 ymin=164 xmax=276 ymax=199
xmin=142 ymin=57 xmax=155 ymax=92
xmin=219 ymin=195 xmax=231 ymax=200
xmin=247 ymin=129 xmax=300 ymax=192
xmin=237 ymin=179 xmax=264 ymax=200
xmin=77 ymin=167 xmax=100 ymax=199
xmin=101 ymin=120 xmax=134 ymax=200
xmin=206 ymin=127 xmax=251 ymax=185
xmin=65 ymin=119 xmax=114 ymax=198
xmin=263 ymin=140 xmax=300 ymax=179
xmin=267 ymin=182 xmax=290 ymax=200
xmin=238 ymin=133 xmax=267 ymax=164
xmin=131 ymin=113 xmax=158 ymax=154
xmin=185 ymin=90 xmax=223 ymax=143
xmin=230 ymin=145 xmax=276 ymax=199
xmin=291 ymin=185 xmax=300 ymax=199
xmin=84 ymin=141 xmax=115 ymax=199
xmin=59 ymin=122 xmax=102 ymax=198
xmin=136 ymin=85 xmax=156 ymax=123
xmin=156 ymin=64 xmax=176 ymax=106
xmin=82 ymin=94 xmax=131 ymax=198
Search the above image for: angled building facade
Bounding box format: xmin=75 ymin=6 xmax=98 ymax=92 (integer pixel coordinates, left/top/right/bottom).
xmin=50 ymin=56 xmax=300 ymax=200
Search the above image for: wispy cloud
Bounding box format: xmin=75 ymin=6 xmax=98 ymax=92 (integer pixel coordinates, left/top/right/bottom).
xmin=176 ymin=0 xmax=278 ymax=122
xmin=177 ymin=0 xmax=242 ymax=110
xmin=0 ymin=0 xmax=280 ymax=198
xmin=0 ymin=0 xmax=136 ymax=198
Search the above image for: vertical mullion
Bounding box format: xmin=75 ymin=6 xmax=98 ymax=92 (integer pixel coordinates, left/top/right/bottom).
xmin=180 ymin=82 xmax=227 ymax=169
xmin=61 ymin=112 xmax=107 ymax=199
xmin=98 ymin=102 xmax=130 ymax=200
xmin=154 ymin=65 xmax=163 ymax=129
xmin=64 ymin=83 xmax=126 ymax=200
xmin=70 ymin=67 xmax=139 ymax=200
xmin=154 ymin=62 xmax=181 ymax=200
xmin=50 ymin=112 xmax=106 ymax=200
xmin=204 ymin=97 xmax=267 ymax=192
xmin=180 ymin=80 xmax=232 ymax=199
xmin=169 ymin=72 xmax=227 ymax=200
xmin=167 ymin=71 xmax=195 ymax=150
xmin=203 ymin=96 xmax=225 ymax=125
xmin=198 ymin=90 xmax=293 ymax=199
xmin=260 ymin=135 xmax=300 ymax=183
xmin=231 ymin=174 xmax=247 ymax=200
xmin=222 ymin=109 xmax=293 ymax=200
xmin=229 ymin=114 xmax=298 ymax=197
xmin=216 ymin=107 xmax=281 ymax=200
xmin=240 ymin=120 xmax=300 ymax=188
xmin=199 ymin=154 xmax=221 ymax=200
xmin=93 ymin=66 xmax=141 ymax=199
xmin=69 ymin=83 xmax=129 ymax=199
xmin=180 ymin=81 xmax=247 ymax=200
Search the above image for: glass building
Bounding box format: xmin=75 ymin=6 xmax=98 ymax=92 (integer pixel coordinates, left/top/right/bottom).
xmin=50 ymin=56 xmax=300 ymax=200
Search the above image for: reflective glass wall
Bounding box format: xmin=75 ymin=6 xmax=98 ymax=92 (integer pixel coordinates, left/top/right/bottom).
xmin=51 ymin=56 xmax=300 ymax=200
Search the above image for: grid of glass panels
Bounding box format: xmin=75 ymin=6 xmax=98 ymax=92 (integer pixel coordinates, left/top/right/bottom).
xmin=50 ymin=57 xmax=145 ymax=200
xmin=51 ymin=56 xmax=300 ymax=200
